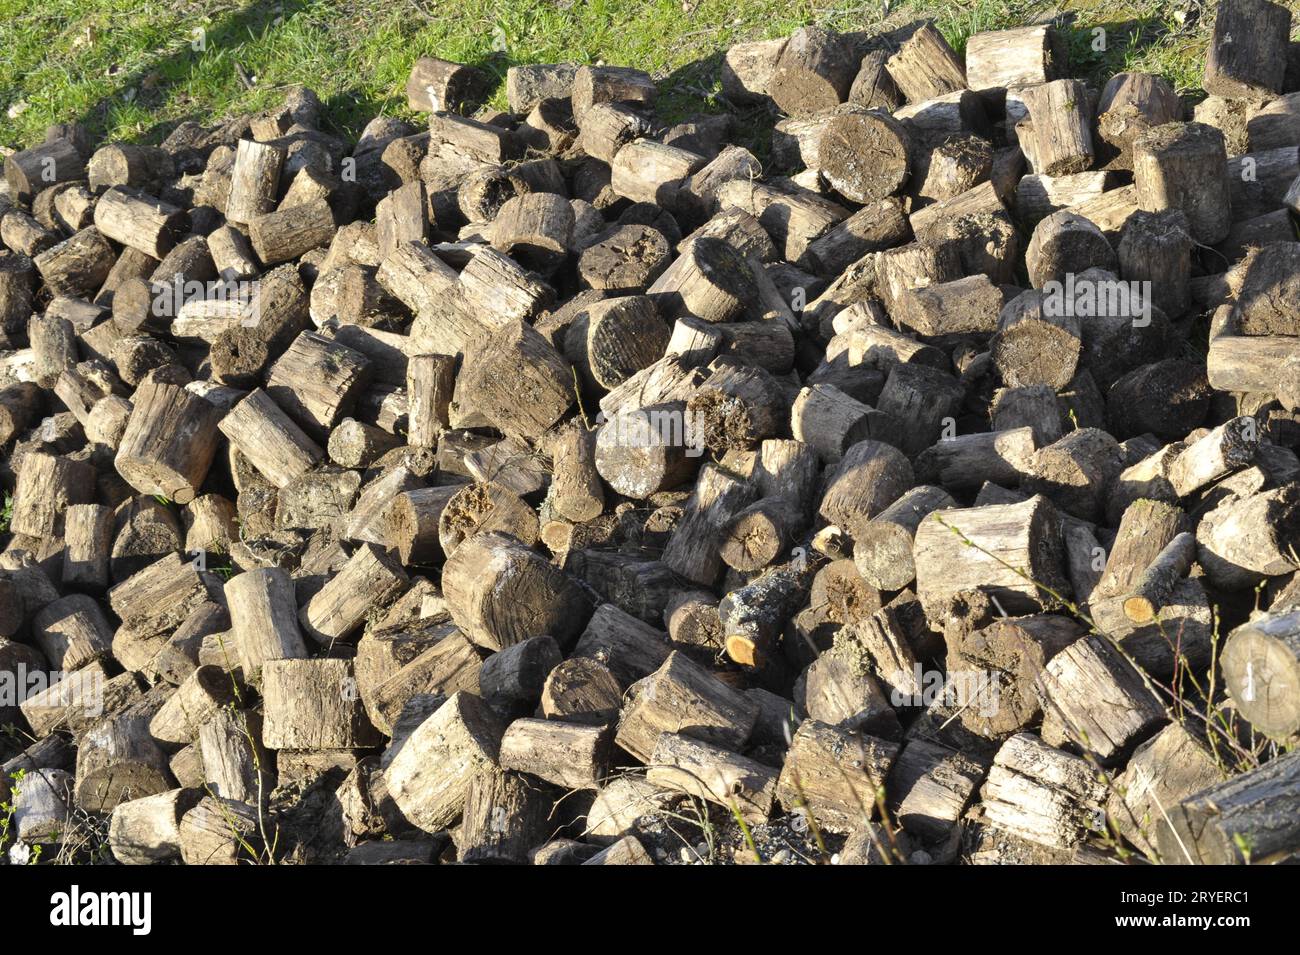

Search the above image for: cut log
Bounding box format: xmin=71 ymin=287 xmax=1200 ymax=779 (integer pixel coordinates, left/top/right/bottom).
xmin=1095 ymin=72 xmax=1182 ymax=170
xmin=406 ymin=57 xmax=489 ymax=113
xmin=1158 ymin=749 xmax=1300 ymax=864
xmin=1204 ymin=0 xmax=1291 ymax=99
xmin=226 ymin=567 xmax=309 ymax=680
xmin=1037 ymin=633 xmax=1167 ymax=765
xmin=1021 ymin=80 xmax=1094 ymax=176
xmin=262 ymin=658 xmax=381 ymax=749
xmin=614 ymin=650 xmax=758 ymax=762
xmin=769 ymin=26 xmax=856 ymax=117
xmin=647 ymin=732 xmax=778 ymax=824
xmin=114 ymin=374 xmax=223 ymax=504
xmin=300 ymin=542 xmax=408 ymax=644
xmin=775 ymin=719 xmax=900 ymax=833
xmin=1222 ymin=608 xmax=1300 ymax=739
xmin=443 ymin=532 xmax=592 ymax=651
xmin=914 ymin=495 xmax=1068 ymax=620
xmin=886 ymin=23 xmax=967 ymax=103
xmin=978 ymin=732 xmax=1105 ymax=850
xmin=852 ymin=485 xmax=956 ymax=590
xmin=383 ymin=691 xmax=508 ymax=833
xmin=226 ymin=140 xmax=286 ymax=225
xmin=818 ymin=111 xmax=911 ymax=203
xmin=965 ymin=25 xmax=1057 ymax=91
xmin=1132 ymin=122 xmax=1232 ymax=245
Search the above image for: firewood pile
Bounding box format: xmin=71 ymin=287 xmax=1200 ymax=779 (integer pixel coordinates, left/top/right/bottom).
xmin=3 ymin=0 xmax=1300 ymax=866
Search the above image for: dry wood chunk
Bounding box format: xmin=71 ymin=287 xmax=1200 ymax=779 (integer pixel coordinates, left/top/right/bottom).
xmin=775 ymin=719 xmax=900 ymax=833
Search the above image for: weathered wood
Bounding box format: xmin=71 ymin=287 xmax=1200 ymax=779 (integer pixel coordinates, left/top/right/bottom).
xmin=769 ymin=26 xmax=856 ymax=117
xmin=383 ymin=691 xmax=508 ymax=832
xmin=615 ymin=650 xmax=758 ymax=762
xmin=776 ymin=719 xmax=899 ymax=832
xmin=914 ymin=496 xmax=1068 ymax=621
xmin=1204 ymin=0 xmax=1291 ymax=100
xmin=886 ymin=23 xmax=967 ymax=103
xmin=1132 ymin=122 xmax=1232 ymax=244
xmin=114 ymin=373 xmax=223 ymax=504
xmin=1037 ymin=633 xmax=1167 ymax=765
xmin=226 ymin=567 xmax=308 ymax=680
xmin=1158 ymin=748 xmax=1300 ymax=864
xmin=978 ymin=733 xmax=1105 ymax=850
xmin=406 ymin=57 xmax=489 ymax=113
xmin=443 ymin=532 xmax=592 ymax=651
xmin=965 ymin=25 xmax=1057 ymax=91
xmin=1222 ymin=608 xmax=1300 ymax=738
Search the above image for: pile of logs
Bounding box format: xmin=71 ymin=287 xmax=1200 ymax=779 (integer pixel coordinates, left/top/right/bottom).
xmin=3 ymin=0 xmax=1300 ymax=866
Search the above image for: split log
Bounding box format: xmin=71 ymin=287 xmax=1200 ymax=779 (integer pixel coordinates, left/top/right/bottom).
xmin=198 ymin=708 xmax=272 ymax=804
xmin=9 ymin=451 xmax=94 ymax=538
xmin=179 ymin=796 xmax=265 ymax=865
xmin=1197 ymin=485 xmax=1300 ymax=591
xmin=721 ymin=38 xmax=788 ymax=105
xmin=886 ymin=739 xmax=987 ymax=842
xmin=109 ymin=789 xmax=199 ymax=865
xmin=62 ymin=503 xmax=114 ymax=591
xmin=571 ymin=66 xmax=656 ymax=121
xmin=31 ymin=594 xmax=110 ymax=672
xmin=147 ymin=665 xmax=233 ymax=747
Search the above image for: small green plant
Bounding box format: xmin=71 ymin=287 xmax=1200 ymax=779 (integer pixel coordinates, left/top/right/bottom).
xmin=0 ymin=492 xmax=13 ymax=534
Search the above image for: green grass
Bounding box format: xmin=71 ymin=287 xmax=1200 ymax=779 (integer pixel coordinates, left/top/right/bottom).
xmin=2 ymin=0 xmax=1289 ymax=153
